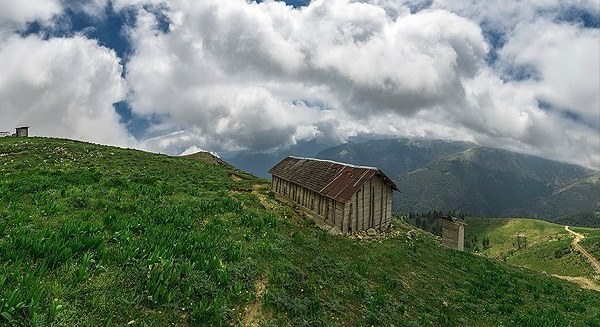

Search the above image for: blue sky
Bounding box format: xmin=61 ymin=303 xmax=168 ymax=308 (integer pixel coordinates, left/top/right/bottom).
xmin=1 ymin=0 xmax=599 ymax=168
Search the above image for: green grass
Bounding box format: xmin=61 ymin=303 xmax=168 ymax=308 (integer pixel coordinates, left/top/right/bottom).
xmin=1 ymin=137 xmax=600 ymax=326
xmin=507 ymin=238 xmax=595 ymax=277
xmin=464 ymin=218 xmax=567 ymax=257
xmin=464 ymin=217 xmax=598 ymax=278
xmin=572 ymin=227 xmax=600 ymax=261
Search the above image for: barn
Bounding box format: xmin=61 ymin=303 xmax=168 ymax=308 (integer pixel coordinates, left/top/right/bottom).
xmin=269 ymin=156 xmax=399 ymax=234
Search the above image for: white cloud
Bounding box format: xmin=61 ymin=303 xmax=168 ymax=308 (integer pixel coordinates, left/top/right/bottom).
xmin=0 ymin=35 xmax=132 ymax=147
xmin=500 ymin=21 xmax=599 ymax=125
xmin=1 ymin=0 xmax=598 ymax=169
xmin=0 ymin=0 xmax=62 ymax=38
xmin=124 ymin=0 xmax=490 ymax=152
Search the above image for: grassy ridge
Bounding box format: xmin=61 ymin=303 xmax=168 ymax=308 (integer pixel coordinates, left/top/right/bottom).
xmin=1 ymin=138 xmax=600 ymax=326
xmin=464 ymin=218 xmax=598 ymax=278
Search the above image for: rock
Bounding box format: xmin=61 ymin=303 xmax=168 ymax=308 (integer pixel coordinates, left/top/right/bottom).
xmin=366 ymin=228 xmax=377 ymax=236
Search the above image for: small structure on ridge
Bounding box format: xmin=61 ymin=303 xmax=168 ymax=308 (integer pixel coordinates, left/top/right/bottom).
xmin=15 ymin=126 xmax=29 ymax=138
xmin=441 ymin=216 xmax=466 ymax=251
xmin=269 ymin=156 xmax=399 ymax=234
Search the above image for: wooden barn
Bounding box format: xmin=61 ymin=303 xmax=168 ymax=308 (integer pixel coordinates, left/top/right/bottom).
xmin=441 ymin=216 xmax=466 ymax=251
xmin=269 ymin=157 xmax=399 ymax=234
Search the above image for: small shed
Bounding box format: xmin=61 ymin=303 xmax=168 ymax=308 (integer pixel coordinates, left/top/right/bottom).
xmin=269 ymin=156 xmax=399 ymax=233
xmin=15 ymin=126 xmax=29 ymax=137
xmin=441 ymin=216 xmax=466 ymax=251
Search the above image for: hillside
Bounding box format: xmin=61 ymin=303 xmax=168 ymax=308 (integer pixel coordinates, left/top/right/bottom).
xmin=1 ymin=138 xmax=600 ymax=326
xmin=394 ymin=146 xmax=600 ymax=220
xmin=313 ymin=139 xmax=600 ymax=222
xmin=556 ymin=212 xmax=600 ymax=228
xmin=463 ymin=218 xmax=600 ymax=289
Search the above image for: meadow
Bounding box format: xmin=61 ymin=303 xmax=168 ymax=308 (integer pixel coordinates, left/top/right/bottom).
xmin=464 ymin=217 xmax=599 ymax=279
xmin=1 ymin=137 xmax=600 ymax=326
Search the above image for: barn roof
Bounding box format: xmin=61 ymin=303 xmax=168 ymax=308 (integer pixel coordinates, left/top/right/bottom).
xmin=268 ymin=156 xmax=399 ymax=203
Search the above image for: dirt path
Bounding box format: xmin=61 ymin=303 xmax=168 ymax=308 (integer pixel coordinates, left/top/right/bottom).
xmin=552 ymin=275 xmax=600 ymax=292
xmin=241 ymin=279 xmax=266 ymax=326
xmin=565 ymin=226 xmax=600 ymax=274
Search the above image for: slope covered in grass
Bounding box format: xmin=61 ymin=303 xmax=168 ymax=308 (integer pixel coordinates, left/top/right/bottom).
xmin=464 ymin=218 xmax=599 ymax=278
xmin=573 ymin=227 xmax=600 ymax=263
xmin=1 ymin=137 xmax=600 ymax=326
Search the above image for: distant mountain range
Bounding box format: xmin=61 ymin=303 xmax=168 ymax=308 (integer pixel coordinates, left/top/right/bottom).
xmin=224 ymin=139 xmax=334 ymax=178
xmin=315 ymin=139 xmax=600 ymax=222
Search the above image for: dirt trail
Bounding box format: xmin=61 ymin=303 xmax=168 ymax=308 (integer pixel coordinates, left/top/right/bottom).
xmin=565 ymin=226 xmax=600 ymax=274
xmin=241 ymin=279 xmax=266 ymax=326
xmin=552 ymin=275 xmax=600 ymax=292
xmin=551 ymin=226 xmax=600 ymax=292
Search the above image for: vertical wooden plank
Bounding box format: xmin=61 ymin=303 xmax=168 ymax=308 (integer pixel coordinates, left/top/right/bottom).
xmin=384 ymin=187 xmax=389 ymax=226
xmin=354 ymin=193 xmax=358 ymax=231
xmin=379 ymin=183 xmax=384 ymax=230
xmin=333 ymin=200 xmax=336 ymax=226
xmin=348 ymin=202 xmax=351 ymax=233
xmin=360 ymin=184 xmax=365 ymax=230
xmin=325 ymin=198 xmax=329 ymax=222
xmin=369 ymin=182 xmax=375 ymax=228
xmin=318 ymin=195 xmax=321 ymax=215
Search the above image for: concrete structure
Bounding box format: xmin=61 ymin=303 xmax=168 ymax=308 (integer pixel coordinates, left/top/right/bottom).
xmin=269 ymin=157 xmax=398 ymax=233
xmin=15 ymin=127 xmax=29 ymax=137
xmin=441 ymin=216 xmax=466 ymax=251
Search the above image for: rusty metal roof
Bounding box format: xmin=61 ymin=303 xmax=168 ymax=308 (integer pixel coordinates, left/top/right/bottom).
xmin=268 ymin=156 xmax=399 ymax=203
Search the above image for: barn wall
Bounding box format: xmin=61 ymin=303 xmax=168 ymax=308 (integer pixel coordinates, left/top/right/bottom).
xmin=272 ymin=175 xmax=345 ymax=230
xmin=344 ymin=176 xmax=392 ymax=232
xmin=272 ymin=174 xmax=393 ymax=233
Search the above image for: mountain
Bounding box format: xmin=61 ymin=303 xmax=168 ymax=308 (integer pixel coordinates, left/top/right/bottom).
xmin=395 ymin=146 xmax=600 ymax=219
xmin=225 ymin=139 xmax=333 ymax=178
xmin=314 ymin=139 xmax=600 ymax=222
xmin=2 ymin=137 xmax=599 ymax=326
xmin=556 ymin=212 xmax=600 ymax=228
xmin=316 ymin=138 xmax=474 ymax=177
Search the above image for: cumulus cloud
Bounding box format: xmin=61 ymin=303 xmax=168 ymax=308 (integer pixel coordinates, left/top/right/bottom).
xmin=0 ymin=35 xmax=132 ymax=146
xmin=1 ymin=0 xmax=598 ymax=169
xmin=0 ymin=0 xmax=62 ymax=38
xmin=124 ymin=0 xmax=489 ymax=152
xmin=119 ymin=0 xmax=598 ymax=169
xmin=500 ymin=21 xmax=599 ymax=125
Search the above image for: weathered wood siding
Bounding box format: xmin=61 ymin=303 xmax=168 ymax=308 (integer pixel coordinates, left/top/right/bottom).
xmin=343 ymin=175 xmax=392 ymax=234
xmin=442 ymin=219 xmax=465 ymax=251
xmin=272 ymin=176 xmax=346 ymax=229
xmin=272 ymin=175 xmax=393 ymax=233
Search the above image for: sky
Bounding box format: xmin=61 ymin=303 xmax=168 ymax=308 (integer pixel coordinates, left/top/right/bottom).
xmin=0 ymin=0 xmax=599 ymax=169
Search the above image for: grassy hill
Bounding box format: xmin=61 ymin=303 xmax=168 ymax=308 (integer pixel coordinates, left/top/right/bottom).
xmin=1 ymin=137 xmax=600 ymax=326
xmin=463 ymin=218 xmax=599 ymax=281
